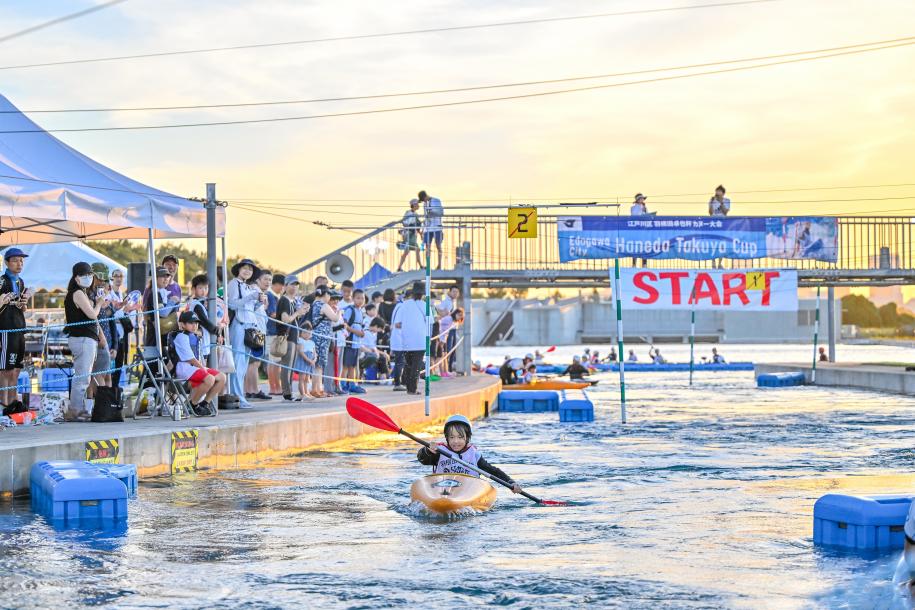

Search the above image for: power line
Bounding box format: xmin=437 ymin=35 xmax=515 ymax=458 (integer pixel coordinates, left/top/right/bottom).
xmin=4 ymin=37 xmax=912 ymax=134
xmin=15 ymin=33 xmax=913 ymax=114
xmin=0 ymin=0 xmax=128 ymax=45
xmin=0 ymin=0 xmax=779 ymax=72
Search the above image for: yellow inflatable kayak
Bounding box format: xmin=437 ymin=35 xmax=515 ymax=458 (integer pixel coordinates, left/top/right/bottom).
xmin=410 ymin=473 xmax=497 ymax=514
xmin=507 ymin=380 xmax=595 ymax=390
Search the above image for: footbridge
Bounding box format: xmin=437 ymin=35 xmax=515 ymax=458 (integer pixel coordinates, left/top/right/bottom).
xmin=289 ymin=214 xmax=915 ymax=369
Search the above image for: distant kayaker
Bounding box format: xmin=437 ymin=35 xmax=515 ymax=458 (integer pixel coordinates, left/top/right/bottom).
xmin=561 ymin=355 xmax=590 ymax=380
xmin=533 ymin=350 xmax=545 ymax=364
xmin=602 ymin=347 xmax=618 ymax=363
xmin=627 ymin=349 xmax=638 ymax=363
xmin=712 ymin=348 xmax=727 ymax=364
xmin=417 ymin=415 xmax=522 ymax=493
xmin=499 ymin=354 xmax=532 ymax=385
xmin=649 ymin=347 xmax=667 ymax=364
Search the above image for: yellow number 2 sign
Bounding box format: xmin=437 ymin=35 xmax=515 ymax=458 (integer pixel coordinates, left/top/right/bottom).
xmin=508 ymin=207 xmax=538 ymax=239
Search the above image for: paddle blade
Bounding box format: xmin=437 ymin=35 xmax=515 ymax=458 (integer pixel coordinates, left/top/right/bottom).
xmin=539 ymin=499 xmax=570 ymax=506
xmin=346 ymin=397 xmax=400 ymax=433
xmin=545 ymin=346 xmax=557 ymax=353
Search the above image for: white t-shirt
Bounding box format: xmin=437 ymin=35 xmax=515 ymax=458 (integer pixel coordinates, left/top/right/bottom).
xmin=424 ymin=197 xmax=443 ymax=230
xmin=173 ymin=332 xmax=201 ymax=380
xmin=438 ymin=294 xmax=456 ymax=315
xmin=709 ymin=197 xmax=731 ymax=216
xmin=361 ymin=329 xmax=378 ymax=353
xmin=630 ymin=202 xmax=647 ymax=215
xmin=389 ymin=302 xmax=404 ymax=351
xmin=399 ymin=299 xmax=429 ymax=351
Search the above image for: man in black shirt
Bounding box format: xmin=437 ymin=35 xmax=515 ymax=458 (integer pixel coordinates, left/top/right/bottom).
xmin=0 ymin=248 xmax=29 ymax=412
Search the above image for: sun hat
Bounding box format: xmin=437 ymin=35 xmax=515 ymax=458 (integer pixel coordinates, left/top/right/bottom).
xmin=231 ymin=258 xmax=260 ymax=278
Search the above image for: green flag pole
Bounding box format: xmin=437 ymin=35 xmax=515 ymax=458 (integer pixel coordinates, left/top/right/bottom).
xmin=688 ymin=282 xmax=697 ymax=386
xmin=612 ymin=258 xmax=627 ymax=423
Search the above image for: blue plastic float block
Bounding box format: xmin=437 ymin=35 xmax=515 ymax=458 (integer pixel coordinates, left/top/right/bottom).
xmin=497 ymin=390 xmax=560 ymax=413
xmin=364 ymin=365 xmax=378 ymax=381
xmin=756 ymin=372 xmax=806 ymax=388
xmin=813 ymin=493 xmax=915 ymax=551
xmin=39 ymin=367 xmax=72 ymax=392
xmin=98 ymin=464 xmax=138 ymax=499
xmin=17 ymin=371 xmax=30 ymax=394
xmin=29 ymin=461 xmax=128 ymax=525
xmin=559 ymin=389 xmax=594 ymax=423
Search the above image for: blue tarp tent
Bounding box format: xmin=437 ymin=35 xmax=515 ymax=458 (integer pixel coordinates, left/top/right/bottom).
xmin=0 ymin=242 xmax=127 ymax=290
xmin=354 ymin=263 xmax=393 ymax=290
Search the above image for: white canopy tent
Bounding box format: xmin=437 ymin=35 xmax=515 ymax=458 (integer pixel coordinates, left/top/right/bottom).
xmin=0 ymin=94 xmax=225 ymax=244
xmin=0 ymin=94 xmax=229 ymax=420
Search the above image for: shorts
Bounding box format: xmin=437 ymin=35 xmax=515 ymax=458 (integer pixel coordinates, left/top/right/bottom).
xmin=248 ymin=344 xmax=264 ymax=360
xmin=0 ymin=331 xmax=24 ymax=370
xmin=423 ymin=229 xmax=443 ymax=248
xmin=342 ymin=346 xmax=359 ymax=368
xmin=93 ymin=345 xmax=112 ymax=374
xmin=188 ymin=368 xmax=221 ymax=387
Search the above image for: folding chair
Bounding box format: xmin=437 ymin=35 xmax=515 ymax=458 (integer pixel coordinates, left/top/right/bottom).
xmin=129 ymin=345 xmax=193 ymax=420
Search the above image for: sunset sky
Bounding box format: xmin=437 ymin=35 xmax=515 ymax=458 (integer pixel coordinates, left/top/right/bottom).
xmin=0 ymin=0 xmax=913 ymax=280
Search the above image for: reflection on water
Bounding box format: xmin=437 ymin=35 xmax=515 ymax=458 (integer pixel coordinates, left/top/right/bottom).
xmin=1 ymin=343 xmax=915 ymax=608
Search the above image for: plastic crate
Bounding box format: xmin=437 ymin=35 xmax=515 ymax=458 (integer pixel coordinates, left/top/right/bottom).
xmin=30 ymin=461 xmax=128 ymax=525
xmin=813 ymin=493 xmax=914 ymax=551
xmin=559 ymin=389 xmax=595 ymax=422
xmin=497 ymin=390 xmax=559 ymax=413
xmin=756 ymin=372 xmax=805 ymax=387
xmin=17 ymin=371 xmax=30 ymax=394
xmin=40 ymin=367 xmax=72 ymax=392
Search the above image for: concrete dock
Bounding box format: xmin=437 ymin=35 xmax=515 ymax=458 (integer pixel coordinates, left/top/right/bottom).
xmin=0 ymin=375 xmax=501 ymax=496
xmin=754 ymin=362 xmax=915 ymax=395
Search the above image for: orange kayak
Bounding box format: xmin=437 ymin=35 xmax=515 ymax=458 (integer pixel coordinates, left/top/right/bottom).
xmin=410 ymin=473 xmax=497 ymax=514
xmin=507 ymin=380 xmax=595 ymax=390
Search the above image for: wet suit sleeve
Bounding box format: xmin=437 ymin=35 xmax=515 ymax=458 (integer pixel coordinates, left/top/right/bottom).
xmin=192 ymin=301 xmax=219 ymax=334
xmin=476 ymin=456 xmax=514 ymax=485
xmin=417 ymin=446 xmax=440 ymax=467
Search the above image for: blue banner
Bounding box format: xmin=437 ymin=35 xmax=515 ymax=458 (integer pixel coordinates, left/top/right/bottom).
xmin=557 ymin=216 xmax=838 ymax=263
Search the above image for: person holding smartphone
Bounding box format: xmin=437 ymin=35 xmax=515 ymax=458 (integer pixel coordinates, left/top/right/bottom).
xmin=0 ymin=247 xmax=30 ymax=414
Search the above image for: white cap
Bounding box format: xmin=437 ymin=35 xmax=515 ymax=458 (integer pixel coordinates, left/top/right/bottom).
xmin=906 ymin=501 xmax=915 ymax=540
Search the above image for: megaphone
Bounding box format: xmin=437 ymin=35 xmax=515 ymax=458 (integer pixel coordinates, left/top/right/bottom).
xmin=326 ymin=254 xmax=354 ymax=283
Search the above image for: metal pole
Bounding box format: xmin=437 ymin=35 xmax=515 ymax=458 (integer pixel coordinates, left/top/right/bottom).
xmin=689 ymin=306 xmax=696 ymax=387
xmin=206 ymin=183 xmax=218 ymax=368
xmin=221 ymin=235 xmax=235 ymax=401
xmin=612 ymin=258 xmax=626 ymax=423
xmin=811 ymin=285 xmax=821 ymax=383
xmin=827 ymin=285 xmax=836 ymax=362
xmin=460 ymin=242 xmax=472 ymax=376
xmin=147 ymin=225 xmax=176 ymax=420
xmin=424 ymin=235 xmax=432 ymax=417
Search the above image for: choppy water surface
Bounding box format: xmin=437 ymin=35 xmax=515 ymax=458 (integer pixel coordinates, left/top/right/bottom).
xmin=2 ymin=343 xmax=915 ymax=609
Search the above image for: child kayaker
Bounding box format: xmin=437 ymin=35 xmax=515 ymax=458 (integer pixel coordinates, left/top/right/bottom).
xmin=417 ymin=415 xmax=522 ymax=494
xmin=521 ymin=363 xmax=537 ymax=384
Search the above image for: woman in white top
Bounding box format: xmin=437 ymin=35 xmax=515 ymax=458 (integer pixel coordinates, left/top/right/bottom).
xmin=227 ymin=259 xmax=265 ymax=408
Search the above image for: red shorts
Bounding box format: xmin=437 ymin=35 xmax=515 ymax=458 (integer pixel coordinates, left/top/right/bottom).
xmin=188 ymin=368 xmax=221 ymax=387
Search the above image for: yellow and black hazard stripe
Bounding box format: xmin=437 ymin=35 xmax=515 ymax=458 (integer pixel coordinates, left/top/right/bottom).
xmin=170 ymin=429 xmax=199 ymax=473
xmin=85 ymin=439 xmax=119 ymax=463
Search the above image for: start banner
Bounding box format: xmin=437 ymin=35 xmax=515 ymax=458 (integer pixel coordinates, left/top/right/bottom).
xmin=617 ymin=268 xmax=798 ymax=311
xmin=558 ymin=216 xmax=838 ymax=263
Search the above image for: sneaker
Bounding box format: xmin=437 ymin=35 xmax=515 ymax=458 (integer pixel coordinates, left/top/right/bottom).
xmin=340 ymin=381 xmax=351 ymax=392
xmin=283 ymin=394 xmax=294 ymax=401
xmin=238 ymin=402 xmax=255 ymax=410
xmin=192 ymin=401 xmax=211 ymax=417
xmin=254 ymin=391 xmax=272 ymax=400
xmin=348 ymin=385 xmax=367 ymax=394
xmin=392 ymin=385 xmax=406 ymax=391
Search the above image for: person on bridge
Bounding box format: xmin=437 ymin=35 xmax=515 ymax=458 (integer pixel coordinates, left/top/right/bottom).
xmin=419 ymin=190 xmax=444 ymax=270
xmin=396 ymin=199 xmax=422 ymax=272
xmin=630 ymin=193 xmax=650 ymax=267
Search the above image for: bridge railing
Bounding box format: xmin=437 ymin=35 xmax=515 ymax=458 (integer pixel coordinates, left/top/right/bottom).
xmin=290 ymin=214 xmax=915 ymax=287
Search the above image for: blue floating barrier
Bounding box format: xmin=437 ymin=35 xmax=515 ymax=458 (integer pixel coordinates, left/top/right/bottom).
xmin=559 ymin=389 xmax=595 ymax=422
xmin=39 ymin=367 xmax=71 ymax=392
xmin=813 ymin=493 xmax=914 ymax=551
xmin=497 ymin=390 xmax=559 ymax=413
xmin=591 ymin=362 xmax=755 ymax=372
xmin=29 ymin=461 xmax=128 ymax=525
xmin=98 ymin=464 xmax=138 ymax=499
xmin=756 ymin=372 xmax=805 ymax=388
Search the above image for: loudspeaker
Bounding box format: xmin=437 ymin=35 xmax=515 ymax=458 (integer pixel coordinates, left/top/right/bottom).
xmin=325 ymin=254 xmax=354 ymax=283
xmin=127 ymin=262 xmax=150 ymax=292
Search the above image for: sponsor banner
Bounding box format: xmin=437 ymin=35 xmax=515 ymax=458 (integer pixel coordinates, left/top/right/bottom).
xmin=558 ymin=216 xmax=838 ymax=263
xmin=617 ymin=269 xmax=798 ymax=311
xmin=85 ymin=439 xmax=119 ymax=464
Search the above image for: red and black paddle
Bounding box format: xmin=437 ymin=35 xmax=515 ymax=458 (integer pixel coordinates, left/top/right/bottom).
xmin=346 ymin=397 xmax=568 ymax=506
